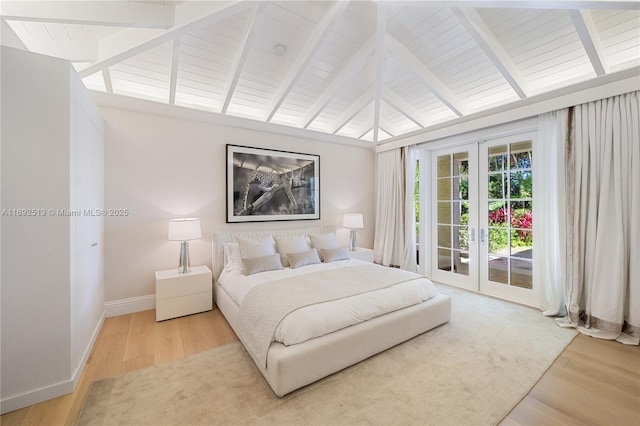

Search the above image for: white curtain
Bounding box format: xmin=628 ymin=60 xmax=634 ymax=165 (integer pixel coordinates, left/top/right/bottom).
xmin=374 ymin=147 xmax=417 ymax=271
xmin=563 ymin=91 xmax=640 ymax=345
xmin=535 ymin=110 xmax=569 ymax=316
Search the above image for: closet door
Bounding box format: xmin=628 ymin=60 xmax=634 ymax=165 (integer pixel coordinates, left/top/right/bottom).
xmin=430 ymin=144 xmax=478 ymax=290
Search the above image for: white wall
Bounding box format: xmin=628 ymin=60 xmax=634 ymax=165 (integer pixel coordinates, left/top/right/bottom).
xmin=100 ymin=107 xmax=376 ymax=304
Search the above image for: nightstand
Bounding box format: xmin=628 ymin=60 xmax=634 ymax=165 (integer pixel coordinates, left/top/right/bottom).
xmin=349 ymin=247 xmax=374 ymax=263
xmin=155 ymin=265 xmax=212 ymax=321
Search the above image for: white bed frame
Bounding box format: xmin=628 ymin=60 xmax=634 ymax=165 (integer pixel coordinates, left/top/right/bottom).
xmin=212 ymin=226 xmax=451 ymax=397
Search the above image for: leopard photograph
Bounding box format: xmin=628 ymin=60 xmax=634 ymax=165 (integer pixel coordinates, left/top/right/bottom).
xmin=227 ymin=145 xmax=319 ymax=222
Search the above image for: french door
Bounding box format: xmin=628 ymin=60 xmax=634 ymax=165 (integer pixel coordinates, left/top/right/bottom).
xmin=430 ymin=132 xmax=538 ymax=307
xmin=430 ymin=143 xmax=478 ymax=291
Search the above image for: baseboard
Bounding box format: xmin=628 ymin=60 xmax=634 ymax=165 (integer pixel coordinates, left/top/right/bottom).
xmin=71 ymin=311 xmax=105 ymax=388
xmin=0 ymin=311 xmax=105 ymax=415
xmin=104 ymin=294 xmax=155 ymax=317
xmin=0 ymin=376 xmax=74 ymax=415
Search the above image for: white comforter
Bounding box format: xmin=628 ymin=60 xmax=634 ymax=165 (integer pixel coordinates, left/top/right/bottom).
xmin=219 ymin=259 xmax=437 ymax=347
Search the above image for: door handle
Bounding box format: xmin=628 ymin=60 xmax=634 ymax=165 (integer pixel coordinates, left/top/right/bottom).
xmin=470 ymin=228 xmax=475 ymax=244
xmin=480 ymin=229 xmax=486 ymax=245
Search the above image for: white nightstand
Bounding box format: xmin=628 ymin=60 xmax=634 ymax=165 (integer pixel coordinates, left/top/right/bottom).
xmin=155 ymin=265 xmax=213 ymax=321
xmin=349 ymin=247 xmax=374 ymax=263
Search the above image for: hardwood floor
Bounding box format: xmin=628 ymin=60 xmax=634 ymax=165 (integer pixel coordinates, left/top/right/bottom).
xmin=1 ymin=307 xmax=638 ymax=425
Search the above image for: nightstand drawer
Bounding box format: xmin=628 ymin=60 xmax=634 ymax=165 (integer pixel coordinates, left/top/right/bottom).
xmin=155 ymin=266 xmax=212 ymax=300
xmin=350 ymin=247 xmax=374 ymax=262
xmin=156 ymin=291 xmax=212 ymax=321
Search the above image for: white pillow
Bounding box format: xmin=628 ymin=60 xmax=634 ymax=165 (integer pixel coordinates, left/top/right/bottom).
xmin=223 ymin=243 xmax=242 ymax=271
xmin=287 ymin=249 xmax=321 ymax=269
xmin=237 ymin=235 xmax=276 ymax=259
xmin=321 ymin=246 xmax=350 ymax=263
xmin=308 ymin=233 xmax=339 ymax=261
xmin=242 ymin=254 xmax=283 ymax=275
xmin=274 ymin=235 xmax=310 ymax=267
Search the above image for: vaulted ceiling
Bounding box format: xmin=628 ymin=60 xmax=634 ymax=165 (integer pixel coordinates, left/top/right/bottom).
xmin=2 ymin=1 xmax=639 ymax=146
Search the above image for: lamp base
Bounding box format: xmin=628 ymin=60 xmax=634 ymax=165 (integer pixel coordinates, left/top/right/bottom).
xmin=178 ymin=241 xmax=191 ymax=274
xmin=348 ymin=229 xmax=357 ymax=251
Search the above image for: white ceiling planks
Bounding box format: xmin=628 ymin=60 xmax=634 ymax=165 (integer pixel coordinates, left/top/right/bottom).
xmin=2 ymin=0 xmax=638 ymax=146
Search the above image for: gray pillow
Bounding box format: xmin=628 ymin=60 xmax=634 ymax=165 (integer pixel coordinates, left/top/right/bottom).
xmin=287 ymin=248 xmax=321 ymax=269
xmin=241 ymin=253 xmax=283 ymax=275
xmin=308 ymin=233 xmax=339 ymax=261
xmin=321 ymin=246 xmax=350 ymax=263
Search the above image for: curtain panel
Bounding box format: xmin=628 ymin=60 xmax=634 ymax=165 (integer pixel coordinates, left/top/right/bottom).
xmin=563 ymin=91 xmax=640 ymax=344
xmin=374 ymin=147 xmax=417 ymax=271
xmin=535 ymin=110 xmax=570 ymax=316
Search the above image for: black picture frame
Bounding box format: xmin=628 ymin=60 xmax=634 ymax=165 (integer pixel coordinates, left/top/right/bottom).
xmin=226 ymin=144 xmax=320 ymax=223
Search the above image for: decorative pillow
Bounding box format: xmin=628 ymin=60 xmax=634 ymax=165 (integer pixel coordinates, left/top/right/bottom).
xmin=241 ymin=253 xmax=283 ymax=276
xmin=274 ymin=235 xmax=310 ymax=267
xmin=287 ymin=249 xmax=321 ymax=269
xmin=321 ymin=246 xmax=350 ymax=263
xmin=308 ymin=232 xmax=339 ymax=261
xmin=223 ymin=243 xmax=242 ymax=271
xmin=237 ymin=235 xmax=276 ymax=259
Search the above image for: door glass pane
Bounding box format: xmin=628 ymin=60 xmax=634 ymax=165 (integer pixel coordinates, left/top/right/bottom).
xmin=456 ymin=226 xmax=468 ymax=250
xmin=438 ymin=202 xmax=451 ymax=224
xmin=459 ymin=176 xmax=469 ymax=201
xmin=509 ymin=171 xmax=532 ymax=198
xmin=488 ymin=255 xmax=509 ymax=284
xmin=438 ymin=225 xmax=451 ymax=248
xmin=453 ymin=250 xmax=469 ymax=275
xmin=489 ymin=228 xmax=508 ymax=255
xmin=488 ymin=173 xmax=507 ymax=199
xmin=510 ymin=141 xmax=532 ymax=169
xmin=437 ymin=178 xmax=451 ymax=200
xmin=510 ymin=259 xmax=532 ymax=289
xmin=437 ymin=155 xmax=451 ymax=177
xmin=454 ymin=152 xmax=468 ymax=176
xmin=488 ymin=145 xmax=508 ymax=172
xmin=438 ymin=248 xmax=451 ymax=271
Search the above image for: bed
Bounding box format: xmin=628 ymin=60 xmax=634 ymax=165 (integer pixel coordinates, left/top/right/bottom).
xmin=212 ymin=225 xmax=451 ymax=397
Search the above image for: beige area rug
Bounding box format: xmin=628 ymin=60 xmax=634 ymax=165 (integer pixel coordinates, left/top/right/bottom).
xmin=78 ymin=285 xmax=577 ymax=426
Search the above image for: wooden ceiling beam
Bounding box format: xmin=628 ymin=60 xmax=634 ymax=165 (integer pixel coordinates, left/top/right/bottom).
xmin=372 ymin=1 xmax=638 ymax=10
xmin=302 ymin=36 xmax=376 ymax=129
xmin=221 ymin=5 xmax=264 ymax=114
xmin=264 ymin=0 xmax=350 ymax=122
xmin=102 ymin=68 xmax=113 ymax=94
xmin=570 ymin=9 xmax=609 ymax=76
xmin=25 ymin=39 xmax=97 ymax=62
xmin=387 ymin=35 xmax=466 ymax=117
xmin=77 ymin=1 xmax=252 ymax=78
xmin=452 ymin=7 xmax=530 ymax=99
xmin=373 ymin=4 xmax=387 ymax=143
xmin=168 ymin=39 xmax=181 ymax=105
xmin=0 ymin=1 xmax=175 ymax=28
xmin=331 ymin=89 xmax=374 ymax=134
xmin=383 ymin=88 xmax=427 ymax=128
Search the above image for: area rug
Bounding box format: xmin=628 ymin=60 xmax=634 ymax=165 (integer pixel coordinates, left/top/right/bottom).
xmin=78 ymin=285 xmax=577 ymax=425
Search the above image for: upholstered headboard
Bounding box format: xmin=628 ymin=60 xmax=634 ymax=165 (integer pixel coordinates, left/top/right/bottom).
xmin=211 ymin=225 xmax=335 ymax=281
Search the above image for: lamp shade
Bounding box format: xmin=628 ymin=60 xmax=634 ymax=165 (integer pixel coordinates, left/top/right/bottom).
xmin=168 ymin=218 xmax=202 ymax=241
xmin=343 ymin=213 xmax=364 ymax=229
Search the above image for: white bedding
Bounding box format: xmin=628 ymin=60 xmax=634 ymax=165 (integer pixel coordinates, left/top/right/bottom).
xmin=219 ymin=259 xmax=437 ymax=347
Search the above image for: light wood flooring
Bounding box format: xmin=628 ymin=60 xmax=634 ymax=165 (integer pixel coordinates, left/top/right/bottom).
xmin=1 ymin=307 xmax=638 ymax=426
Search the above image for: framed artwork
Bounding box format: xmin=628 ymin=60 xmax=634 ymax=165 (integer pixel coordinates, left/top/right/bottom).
xmin=226 ymin=144 xmax=320 ymax=223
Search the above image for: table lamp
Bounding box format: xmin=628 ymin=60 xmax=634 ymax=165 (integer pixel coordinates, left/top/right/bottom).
xmin=343 ymin=213 xmax=364 ymax=252
xmin=168 ymin=218 xmax=202 ymax=274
